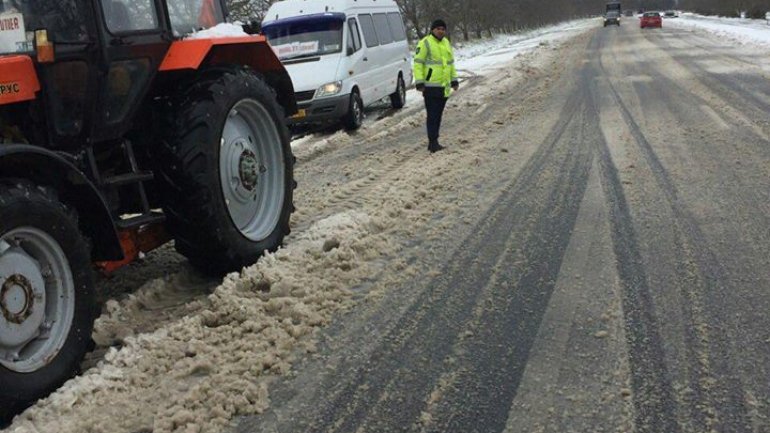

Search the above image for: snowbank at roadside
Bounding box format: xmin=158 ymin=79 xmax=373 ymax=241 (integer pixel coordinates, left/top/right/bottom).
xmin=668 ymin=13 xmax=770 ymax=46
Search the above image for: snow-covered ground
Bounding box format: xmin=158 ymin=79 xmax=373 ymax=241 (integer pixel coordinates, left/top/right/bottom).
xmin=6 ymin=12 xmax=770 ymax=433
xmin=666 ymin=12 xmax=770 ymax=46
xmin=290 ymin=18 xmax=596 ymax=153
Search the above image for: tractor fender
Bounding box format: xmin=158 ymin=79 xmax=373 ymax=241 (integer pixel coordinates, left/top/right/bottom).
xmin=0 ymin=55 xmax=40 ymax=106
xmin=0 ymin=144 xmax=123 ymax=260
xmin=158 ymin=36 xmax=297 ymax=115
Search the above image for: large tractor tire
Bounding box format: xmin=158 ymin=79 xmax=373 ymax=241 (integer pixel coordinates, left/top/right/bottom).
xmin=0 ymin=181 xmax=95 ymax=421
xmin=156 ymin=67 xmax=295 ymax=274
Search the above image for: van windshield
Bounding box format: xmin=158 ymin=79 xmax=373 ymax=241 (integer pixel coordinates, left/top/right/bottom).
xmin=262 ymin=13 xmax=345 ymax=61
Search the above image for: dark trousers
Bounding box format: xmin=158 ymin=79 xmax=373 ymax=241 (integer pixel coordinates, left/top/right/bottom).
xmin=423 ymin=89 xmax=448 ymax=145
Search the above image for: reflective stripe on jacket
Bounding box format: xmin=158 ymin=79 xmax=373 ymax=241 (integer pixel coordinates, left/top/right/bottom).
xmin=413 ymin=34 xmax=458 ymax=98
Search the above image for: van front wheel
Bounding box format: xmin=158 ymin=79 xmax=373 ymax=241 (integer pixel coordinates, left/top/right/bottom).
xmin=390 ymin=75 xmax=406 ymax=109
xmin=343 ymin=91 xmax=364 ymax=131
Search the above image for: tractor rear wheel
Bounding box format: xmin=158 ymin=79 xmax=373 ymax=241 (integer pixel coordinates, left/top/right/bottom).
xmin=0 ymin=181 xmax=94 ymax=420
xmin=157 ymin=67 xmax=295 ymax=274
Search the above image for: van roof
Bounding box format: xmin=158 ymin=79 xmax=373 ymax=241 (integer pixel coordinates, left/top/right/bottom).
xmin=263 ymin=0 xmax=399 ymax=24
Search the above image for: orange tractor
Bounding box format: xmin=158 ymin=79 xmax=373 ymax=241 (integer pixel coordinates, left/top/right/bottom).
xmin=0 ymin=0 xmax=296 ymax=418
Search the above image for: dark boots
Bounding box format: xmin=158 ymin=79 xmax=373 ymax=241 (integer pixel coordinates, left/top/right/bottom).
xmin=428 ymin=139 xmax=445 ymax=153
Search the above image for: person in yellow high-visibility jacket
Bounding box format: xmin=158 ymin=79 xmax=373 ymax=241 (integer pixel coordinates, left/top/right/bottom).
xmin=413 ymin=19 xmax=459 ymax=153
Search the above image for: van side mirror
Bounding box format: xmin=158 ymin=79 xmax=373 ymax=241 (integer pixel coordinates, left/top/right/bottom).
xmin=347 ymin=46 xmax=354 ymax=56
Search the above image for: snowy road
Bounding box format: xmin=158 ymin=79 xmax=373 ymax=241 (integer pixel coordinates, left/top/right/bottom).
xmin=237 ymin=21 xmax=770 ymax=433
xmin=7 ymin=17 xmax=770 ymax=433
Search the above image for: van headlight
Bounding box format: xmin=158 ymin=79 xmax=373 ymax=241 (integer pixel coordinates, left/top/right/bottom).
xmin=316 ymin=81 xmax=343 ymax=98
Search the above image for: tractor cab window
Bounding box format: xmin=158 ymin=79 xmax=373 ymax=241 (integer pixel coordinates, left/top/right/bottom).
xmin=101 ymin=0 xmax=158 ymax=33
xmin=0 ymin=0 xmax=89 ymax=54
xmin=166 ymin=0 xmax=224 ymax=37
xmin=49 ymin=60 xmax=89 ymax=136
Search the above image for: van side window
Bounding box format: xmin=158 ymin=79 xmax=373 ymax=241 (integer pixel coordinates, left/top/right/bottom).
xmin=372 ymin=13 xmax=393 ymax=44
xmin=358 ymin=14 xmax=379 ymax=47
xmin=387 ymin=12 xmax=407 ymax=42
xmin=347 ymin=18 xmax=362 ymax=53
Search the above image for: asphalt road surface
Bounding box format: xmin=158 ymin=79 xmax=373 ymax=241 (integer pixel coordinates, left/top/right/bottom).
xmin=234 ymin=23 xmax=770 ymax=433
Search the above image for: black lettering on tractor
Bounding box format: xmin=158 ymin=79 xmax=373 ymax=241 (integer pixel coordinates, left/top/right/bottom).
xmin=0 ymin=83 xmax=21 ymax=95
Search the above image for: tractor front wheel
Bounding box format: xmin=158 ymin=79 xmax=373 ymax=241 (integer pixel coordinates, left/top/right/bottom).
xmin=0 ymin=181 xmax=95 ymax=420
xmin=157 ymin=67 xmax=295 ymax=274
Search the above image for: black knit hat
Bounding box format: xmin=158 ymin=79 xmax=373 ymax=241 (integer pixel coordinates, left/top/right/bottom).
xmin=430 ymin=19 xmax=447 ymax=30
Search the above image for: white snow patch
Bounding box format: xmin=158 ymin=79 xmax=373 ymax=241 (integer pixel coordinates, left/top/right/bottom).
xmin=186 ymin=22 xmax=248 ymax=39
xmin=668 ymin=13 xmax=770 ymax=47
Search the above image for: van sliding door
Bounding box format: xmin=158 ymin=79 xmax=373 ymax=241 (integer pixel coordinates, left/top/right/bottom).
xmin=356 ymin=14 xmax=380 ymax=104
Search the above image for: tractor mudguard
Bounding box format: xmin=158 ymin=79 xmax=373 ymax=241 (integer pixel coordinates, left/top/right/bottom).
xmin=158 ymin=36 xmax=297 ymax=115
xmin=0 ymin=144 xmax=123 ymax=260
xmin=0 ymin=56 xmax=40 ymax=106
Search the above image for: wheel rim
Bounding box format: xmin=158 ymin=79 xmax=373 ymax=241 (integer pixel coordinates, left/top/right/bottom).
xmin=0 ymin=227 xmax=74 ymax=372
xmin=220 ymin=98 xmax=286 ymax=241
xmin=398 ymin=78 xmax=405 ymax=102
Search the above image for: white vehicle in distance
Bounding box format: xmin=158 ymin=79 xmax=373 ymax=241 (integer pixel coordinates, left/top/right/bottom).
xmin=262 ymin=0 xmax=412 ymax=130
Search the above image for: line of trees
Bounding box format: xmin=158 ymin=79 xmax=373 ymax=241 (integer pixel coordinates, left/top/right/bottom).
xmin=678 ymin=0 xmax=770 ymax=18
xmin=396 ymin=0 xmax=603 ymax=40
xmin=227 ymin=0 xmax=770 ymax=41
xmin=229 ymin=0 xmax=606 ymax=41
xmin=623 ymin=0 xmax=770 ymax=17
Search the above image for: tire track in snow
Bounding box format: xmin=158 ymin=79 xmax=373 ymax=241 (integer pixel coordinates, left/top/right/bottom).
xmin=292 ymin=71 xmax=542 ymax=234
xmin=238 ymin=57 xmax=590 ymax=433
xmin=596 ymin=30 xmax=754 ymax=433
xmin=641 ymin=30 xmax=770 ymax=153
xmin=590 ymin=30 xmax=682 ymax=433
xmin=419 ymin=91 xmax=594 ymax=433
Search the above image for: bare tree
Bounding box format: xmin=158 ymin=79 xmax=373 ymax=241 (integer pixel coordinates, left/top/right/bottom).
xmin=226 ymin=0 xmax=279 ymax=24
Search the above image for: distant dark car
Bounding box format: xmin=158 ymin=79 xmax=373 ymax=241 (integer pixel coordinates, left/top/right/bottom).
xmin=641 ymin=12 xmax=662 ymax=28
xmin=624 ymin=9 xmax=634 ymax=17
xmin=604 ymin=11 xmax=621 ymax=27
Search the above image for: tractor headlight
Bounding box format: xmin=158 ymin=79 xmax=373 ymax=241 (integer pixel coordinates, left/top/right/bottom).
xmin=316 ymin=81 xmax=343 ymax=98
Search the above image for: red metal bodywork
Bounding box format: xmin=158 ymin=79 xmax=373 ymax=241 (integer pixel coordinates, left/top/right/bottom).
xmin=0 ymin=55 xmax=40 ymax=105
xmin=95 ymin=223 xmax=171 ymax=274
xmin=159 ymin=35 xmax=283 ymax=72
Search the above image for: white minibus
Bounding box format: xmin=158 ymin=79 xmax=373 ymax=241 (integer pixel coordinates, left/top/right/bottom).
xmin=262 ymin=0 xmax=412 ymax=130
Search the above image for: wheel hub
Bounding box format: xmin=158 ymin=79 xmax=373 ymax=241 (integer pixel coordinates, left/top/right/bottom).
xmin=238 ymin=148 xmax=259 ymax=192
xmin=220 ymin=99 xmax=286 ymax=241
xmin=0 ymin=249 xmax=46 ymax=350
xmin=1 ymin=274 xmax=34 ymax=324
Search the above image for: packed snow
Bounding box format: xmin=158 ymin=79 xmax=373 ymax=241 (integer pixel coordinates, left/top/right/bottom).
xmin=186 ymin=23 xmax=249 ymax=39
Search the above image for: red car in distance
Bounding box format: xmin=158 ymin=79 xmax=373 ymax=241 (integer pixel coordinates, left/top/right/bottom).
xmin=641 ymin=11 xmax=662 ymax=28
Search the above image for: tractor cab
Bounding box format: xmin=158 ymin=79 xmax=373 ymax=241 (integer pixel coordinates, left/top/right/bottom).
xmin=0 ymin=0 xmax=227 ymax=147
